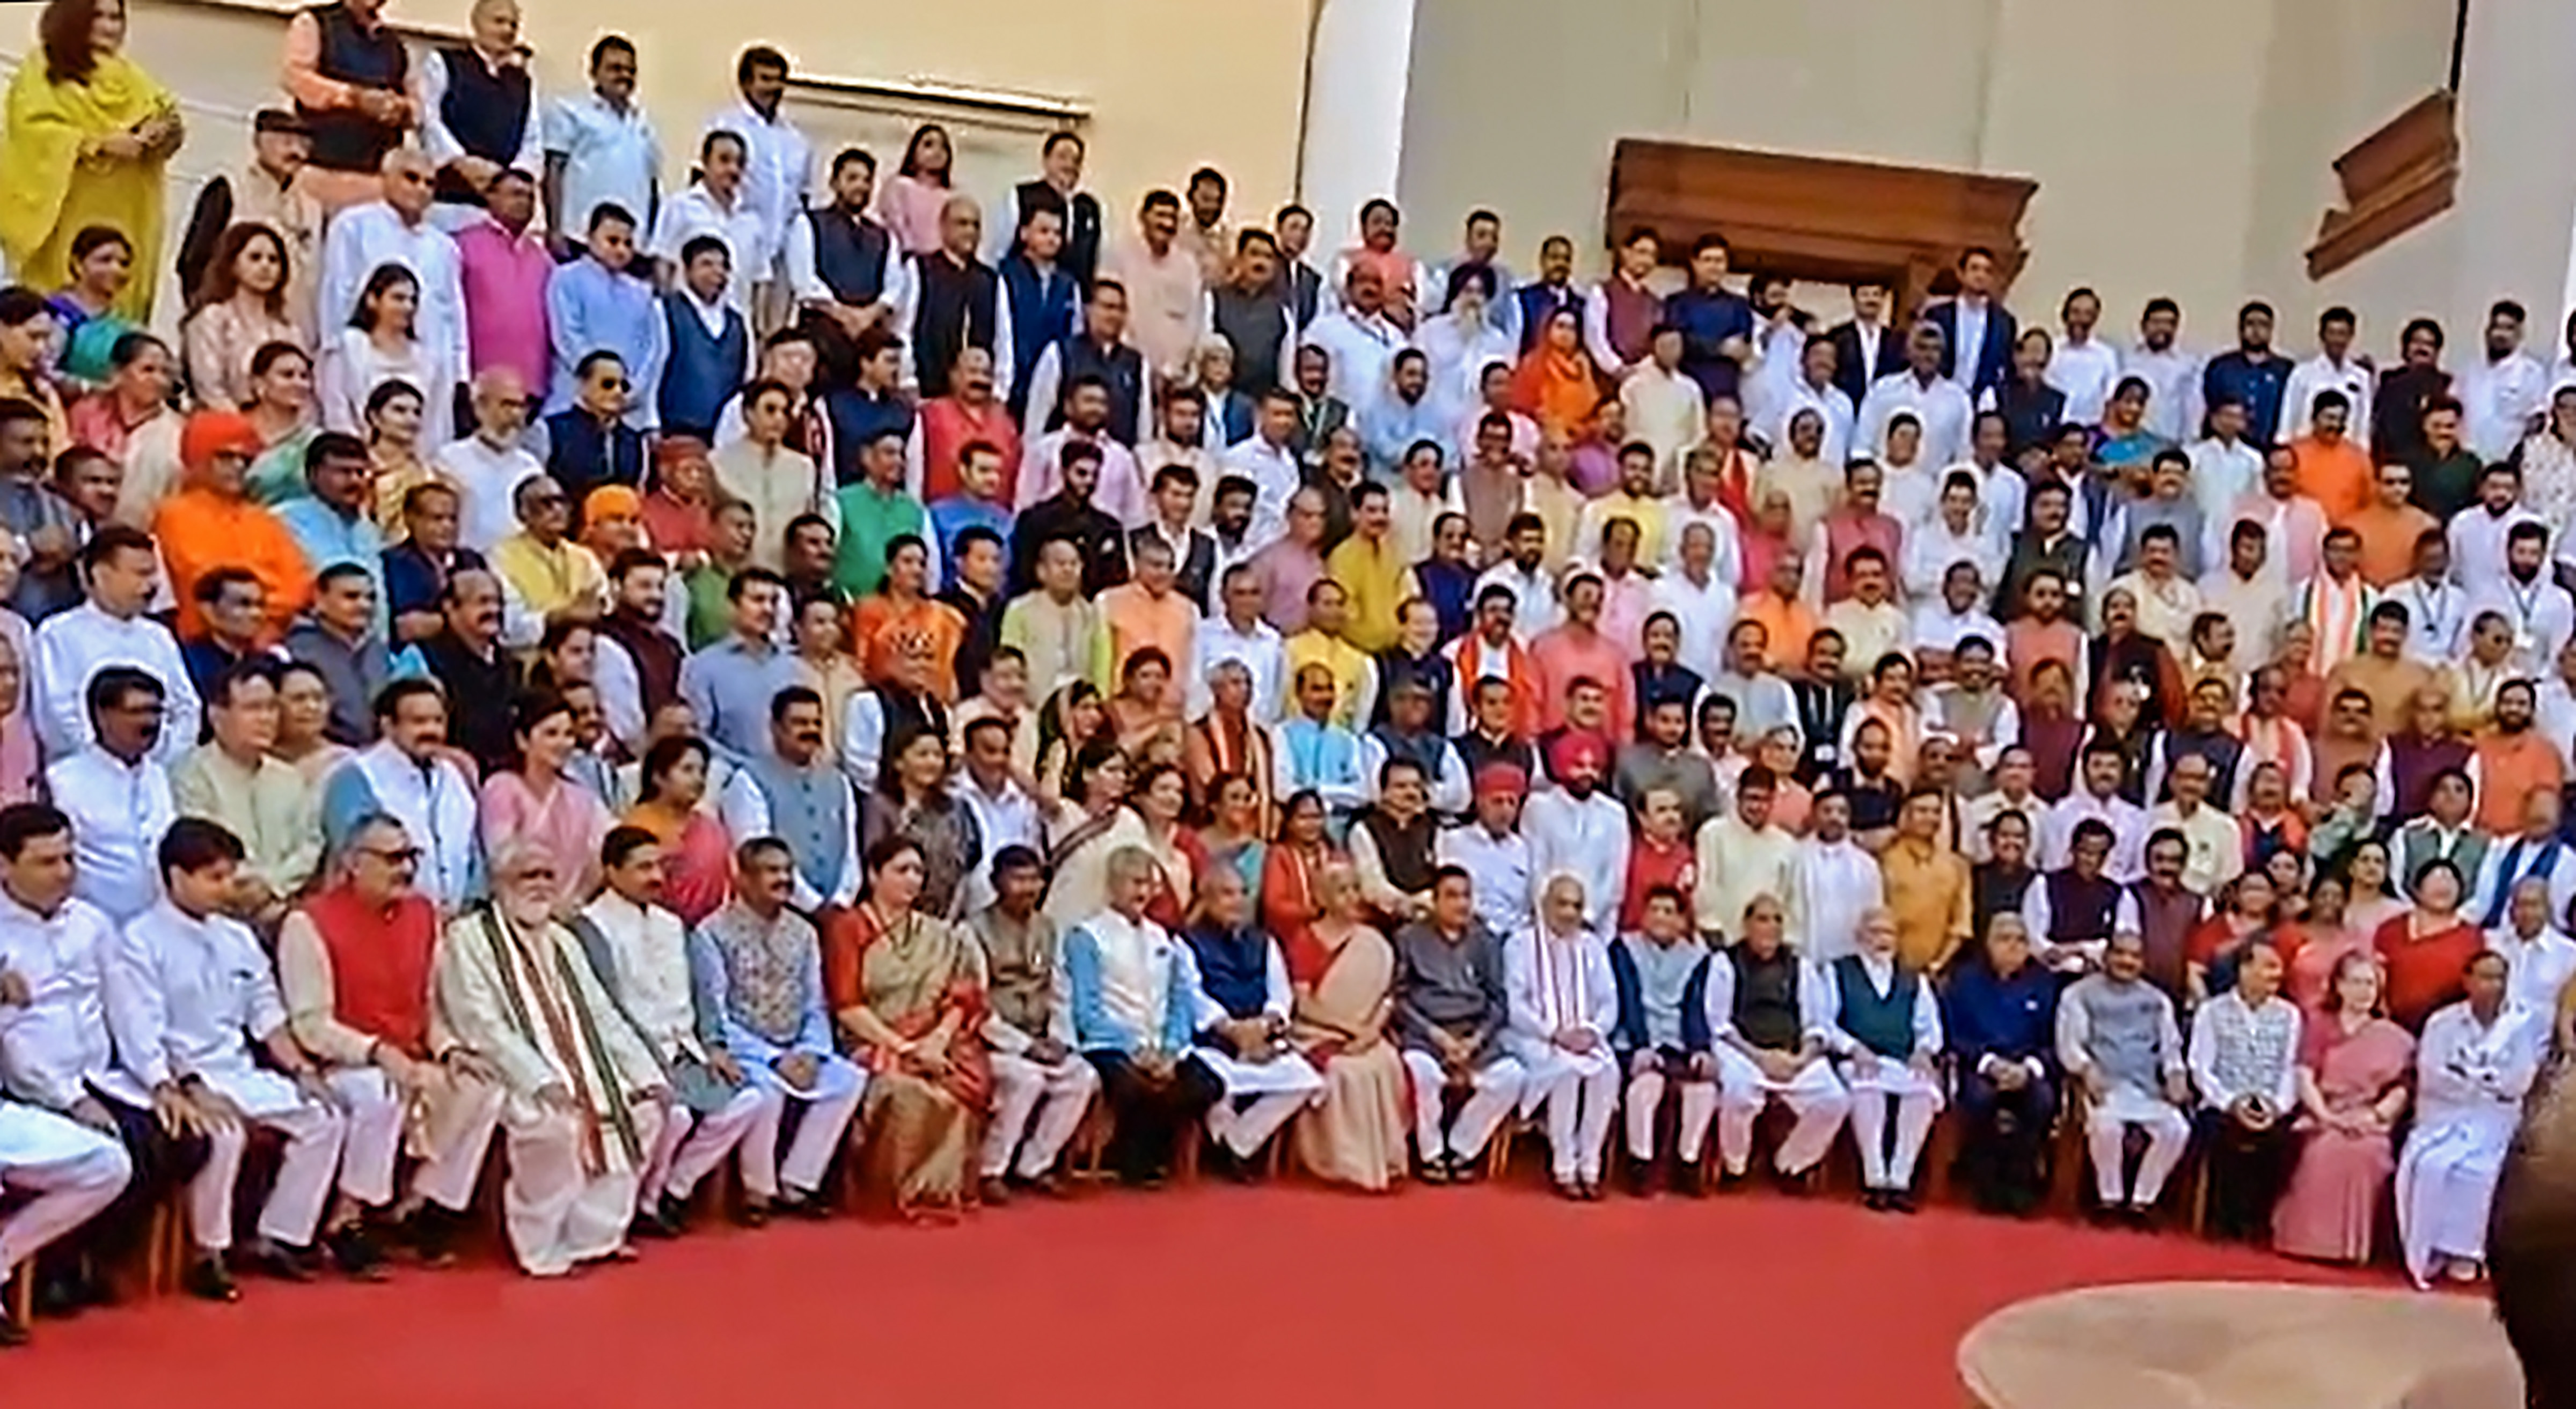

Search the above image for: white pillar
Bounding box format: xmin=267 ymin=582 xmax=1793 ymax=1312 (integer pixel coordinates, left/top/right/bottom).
xmin=1300 ymin=0 xmax=1419 ymax=250
xmin=2448 ymin=0 xmax=2576 ymax=331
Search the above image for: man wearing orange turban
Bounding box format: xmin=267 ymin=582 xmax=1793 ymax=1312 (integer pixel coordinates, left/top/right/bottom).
xmin=152 ymin=410 xmax=315 ymax=642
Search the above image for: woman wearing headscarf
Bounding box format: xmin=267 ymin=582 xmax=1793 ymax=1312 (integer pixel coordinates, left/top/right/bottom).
xmin=1509 ymin=307 xmax=1606 ymax=441
xmin=0 ymin=0 xmax=181 ymax=324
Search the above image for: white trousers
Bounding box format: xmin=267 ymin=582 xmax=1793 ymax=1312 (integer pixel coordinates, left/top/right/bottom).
xmin=641 ymin=1083 xmax=780 ymax=1206
xmin=500 ymin=1097 xmax=664 ymax=1278
xmin=1848 ymin=1088 xmax=1940 ymax=1190
xmin=1205 ymin=1090 xmax=1310 ymax=1159
xmin=194 ymin=1100 xmax=347 ymax=1254
xmin=1400 ymin=1051 xmax=1523 ymax=1162
xmin=982 ymin=1051 xmax=1099 ymax=1178
xmin=1713 ymin=1047 xmax=1851 ymax=1176
xmin=1527 ymin=1059 xmax=1620 ymax=1181
xmin=327 ymin=1067 xmax=507 ymax=1213
xmin=1624 ymin=1069 xmax=1719 ymax=1162
xmin=0 ymin=1107 xmax=130 ymax=1276
xmin=742 ymin=1054 xmax=865 ymax=1200
xmin=2089 ymin=1105 xmax=2192 ymax=1206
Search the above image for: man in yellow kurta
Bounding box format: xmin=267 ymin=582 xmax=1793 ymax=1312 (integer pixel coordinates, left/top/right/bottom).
xmin=0 ymin=30 xmax=182 ymax=321
xmin=1284 ymin=579 xmax=1374 ymax=729
xmin=1323 ymin=482 xmax=1418 ymax=655
xmin=489 ymin=474 xmax=608 ymax=626
xmin=1879 ymin=788 xmax=1972 ymax=973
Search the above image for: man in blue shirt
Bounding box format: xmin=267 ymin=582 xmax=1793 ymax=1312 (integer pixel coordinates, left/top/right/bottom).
xmin=1666 ymin=232 xmax=1754 ymax=404
xmin=2200 ymin=300 xmax=2293 ymax=449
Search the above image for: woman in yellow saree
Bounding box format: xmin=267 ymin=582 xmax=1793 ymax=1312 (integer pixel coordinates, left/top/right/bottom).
xmin=0 ymin=0 xmax=182 ymax=325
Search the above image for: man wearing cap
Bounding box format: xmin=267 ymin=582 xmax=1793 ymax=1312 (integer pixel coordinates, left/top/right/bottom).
xmin=152 ymin=413 xmax=314 ymax=647
xmin=1438 ymin=762 xmax=1536 ymax=946
xmin=1523 ymin=731 xmax=1628 ymax=937
xmin=175 ymin=110 xmax=326 ymax=326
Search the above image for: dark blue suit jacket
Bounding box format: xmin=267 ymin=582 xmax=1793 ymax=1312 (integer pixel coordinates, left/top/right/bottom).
xmin=1923 ymin=298 xmax=2018 ymax=399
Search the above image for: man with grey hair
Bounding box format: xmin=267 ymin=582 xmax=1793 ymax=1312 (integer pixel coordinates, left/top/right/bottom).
xmin=318 ymin=148 xmax=470 ymax=385
xmin=278 ymin=812 xmax=505 ymax=1266
xmin=434 ymin=839 xmax=665 ymax=1276
xmin=1063 ymin=844 xmax=1223 ymax=1186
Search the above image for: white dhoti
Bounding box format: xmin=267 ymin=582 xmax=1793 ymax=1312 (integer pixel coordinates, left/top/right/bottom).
xmin=140 ymin=1066 xmax=348 ymax=1254
xmin=499 ymin=1093 xmax=667 ymax=1278
xmin=326 ymin=1067 xmax=508 ymax=1213
xmin=1191 ymin=1045 xmax=1324 ymax=1159
xmin=2396 ymin=1113 xmax=2515 ymax=1285
xmin=642 ymin=1083 xmax=780 ymax=1208
xmin=982 ymin=1051 xmax=1100 ymax=1179
xmin=0 ymin=1104 xmax=131 ymax=1277
xmin=1399 ymin=1051 xmax=1524 ymax=1162
xmin=2087 ymin=1087 xmax=2192 ymax=1207
xmin=1839 ymin=1056 xmax=1944 ymax=1191
xmin=742 ymin=1054 xmax=865 ymax=1201
xmin=1713 ymin=1047 xmax=1850 ymax=1176
xmin=1505 ymin=1038 xmax=1620 ymax=1181
xmin=1624 ymin=1062 xmax=1719 ymax=1163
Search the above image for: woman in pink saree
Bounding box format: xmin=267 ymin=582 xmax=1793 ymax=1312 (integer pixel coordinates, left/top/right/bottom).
xmin=2272 ymin=950 xmax=2414 ymax=1262
xmin=1286 ymin=861 xmax=1409 ymax=1191
xmin=623 ymin=735 xmax=733 ymax=926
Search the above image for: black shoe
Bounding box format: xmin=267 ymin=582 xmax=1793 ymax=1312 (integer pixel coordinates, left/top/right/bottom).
xmin=1679 ymin=1160 xmax=1709 ymax=1198
xmin=1862 ymin=1188 xmax=1891 ymax=1212
xmin=243 ymin=1240 xmax=315 ymax=1282
xmin=979 ymin=1176 xmax=1014 ymax=1205
xmin=1623 ymin=1162 xmax=1653 ymax=1198
xmin=628 ymin=1209 xmax=680 ymax=1241
xmin=1416 ymin=1155 xmax=1451 ymax=1185
xmin=183 ymin=1257 xmax=239 ymax=1303
xmin=326 ymin=1225 xmax=391 ymax=1280
xmin=1892 ymin=1190 xmax=1921 ymax=1215
xmin=734 ymin=1198 xmax=772 ymax=1229
xmin=407 ymin=1206 xmax=459 ymax=1267
xmin=1022 ymin=1171 xmax=1070 ymax=1199
xmin=779 ymin=1192 xmax=833 ymax=1221
xmin=658 ymin=1192 xmax=692 ymax=1232
xmin=1447 ymin=1153 xmax=1481 ymax=1184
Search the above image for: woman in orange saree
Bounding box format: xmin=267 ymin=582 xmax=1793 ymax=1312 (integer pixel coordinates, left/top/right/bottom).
xmin=828 ymin=836 xmax=993 ymax=1222
xmin=1260 ymin=790 xmax=1335 ymax=963
xmin=1508 ymin=307 xmax=1606 ymax=439
xmin=623 ymin=735 xmax=733 ymax=925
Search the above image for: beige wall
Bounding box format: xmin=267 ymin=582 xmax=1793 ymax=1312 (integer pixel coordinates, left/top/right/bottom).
xmin=1395 ymin=0 xmax=2462 ymax=346
xmin=3 ymin=0 xmax=1313 ymax=317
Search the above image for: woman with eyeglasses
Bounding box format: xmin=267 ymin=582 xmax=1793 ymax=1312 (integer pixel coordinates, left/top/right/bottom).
xmin=318 ymin=260 xmax=453 ymax=453
xmin=479 ymin=690 xmax=612 ymax=912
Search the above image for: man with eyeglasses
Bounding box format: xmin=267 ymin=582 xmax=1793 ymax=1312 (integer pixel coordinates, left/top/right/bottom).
xmin=436 ymin=840 xmax=667 ymax=1276
xmin=318 ymin=149 xmax=469 ymax=387
xmin=277 ymin=812 xmax=506 ymax=1268
xmin=541 ymin=353 xmax=648 ymax=507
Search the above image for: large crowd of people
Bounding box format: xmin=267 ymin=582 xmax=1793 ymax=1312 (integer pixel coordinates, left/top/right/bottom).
xmin=0 ymin=0 xmax=2568 ymax=1352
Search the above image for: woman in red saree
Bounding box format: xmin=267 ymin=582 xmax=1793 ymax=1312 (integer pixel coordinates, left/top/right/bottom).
xmin=623 ymin=735 xmax=733 ymax=925
xmin=1260 ymin=790 xmax=1335 ymax=965
xmin=2374 ymin=858 xmax=2484 ymax=1033
xmin=2187 ymin=871 xmax=2301 ymax=1007
xmin=826 ymin=836 xmax=992 ymax=1222
xmin=1508 ymin=308 xmax=1605 ymax=439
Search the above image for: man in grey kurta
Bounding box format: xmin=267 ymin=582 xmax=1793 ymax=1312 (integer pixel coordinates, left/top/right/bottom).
xmin=1392 ymin=867 xmax=1524 ymax=1181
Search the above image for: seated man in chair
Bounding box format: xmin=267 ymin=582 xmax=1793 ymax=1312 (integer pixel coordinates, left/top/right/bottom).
xmin=1392 ymin=866 xmax=1522 ymax=1183
xmin=2054 ymin=928 xmax=2193 ymax=1225
xmin=1608 ymin=885 xmax=1719 ymax=1195
xmin=1707 ymin=893 xmax=1849 ymax=1186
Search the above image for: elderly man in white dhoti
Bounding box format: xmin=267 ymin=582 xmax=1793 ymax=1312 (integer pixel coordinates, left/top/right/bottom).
xmin=1706 ymin=893 xmax=1850 ymax=1186
xmin=2399 ymin=949 xmax=2545 ymax=1288
xmin=104 ymin=819 xmax=352 ymax=1301
xmin=1819 ymin=907 xmax=1947 ymax=1213
xmin=1504 ymin=871 xmax=1619 ymax=1200
xmin=434 ymin=840 xmax=667 ymax=1276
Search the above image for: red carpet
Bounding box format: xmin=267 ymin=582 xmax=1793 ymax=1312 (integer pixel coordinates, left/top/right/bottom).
xmin=5 ymin=1186 xmax=2410 ymax=1407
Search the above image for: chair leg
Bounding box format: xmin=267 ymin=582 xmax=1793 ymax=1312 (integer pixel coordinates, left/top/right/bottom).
xmin=9 ymin=1256 xmax=32 ymax=1324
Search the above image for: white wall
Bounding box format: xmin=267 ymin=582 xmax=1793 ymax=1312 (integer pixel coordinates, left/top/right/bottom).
xmin=1302 ymin=0 xmax=1416 ymax=252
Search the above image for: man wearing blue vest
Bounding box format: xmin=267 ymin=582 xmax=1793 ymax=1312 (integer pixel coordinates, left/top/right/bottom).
xmin=998 ymin=203 xmax=1081 ymax=423
xmin=785 ymin=148 xmax=907 ymax=375
xmin=1608 ymin=886 xmax=1719 ymax=1195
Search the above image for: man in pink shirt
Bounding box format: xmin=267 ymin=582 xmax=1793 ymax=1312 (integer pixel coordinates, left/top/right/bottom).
xmin=454 ymin=167 xmax=554 ymax=404
xmin=1249 ymin=485 xmax=1328 ymax=636
xmin=1814 ymin=460 xmax=1904 ymax=605
xmin=1532 ymin=570 xmax=1633 ymax=734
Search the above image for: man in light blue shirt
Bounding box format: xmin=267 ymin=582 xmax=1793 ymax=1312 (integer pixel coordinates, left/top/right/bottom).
xmin=1360 ymin=349 xmax=1445 ymax=478
xmin=544 ymin=203 xmax=669 ymax=428
xmin=540 ymin=35 xmax=662 ymax=254
xmin=274 ymin=431 xmax=388 ymax=635
xmin=676 ymin=566 xmax=800 ymax=764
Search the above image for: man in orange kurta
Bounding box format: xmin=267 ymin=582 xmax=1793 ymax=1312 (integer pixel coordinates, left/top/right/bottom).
xmin=2288 ymin=394 xmax=2373 ymax=520
xmin=2474 ymin=681 xmax=2566 ymax=835
xmin=2345 ymin=460 xmax=2439 ymax=588
xmin=152 ymin=411 xmax=314 ymax=642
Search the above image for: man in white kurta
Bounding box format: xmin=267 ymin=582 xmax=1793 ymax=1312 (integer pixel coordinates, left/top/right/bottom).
xmin=2056 ymin=931 xmax=2194 ymax=1217
xmin=580 ymin=828 xmax=775 ymax=1231
xmin=1705 ymin=894 xmax=1849 ymax=1181
xmin=104 ymin=821 xmax=349 ymax=1290
xmin=2485 ymin=878 xmax=2576 ymax=1017
xmin=1521 ymin=737 xmax=1629 ymax=938
xmin=1784 ymin=791 xmax=1882 ymax=963
xmin=0 ymin=1097 xmax=128 ymax=1341
xmin=276 ymin=816 xmax=506 ymax=1265
xmin=434 ymin=846 xmax=667 ymax=1276
xmin=46 ymin=667 xmax=178 ymax=926
xmin=1178 ymin=867 xmax=1322 ymax=1166
xmin=317 ymin=150 xmax=470 ymax=381
xmin=1820 ymin=910 xmax=1945 ymax=1208
xmin=1437 ymin=766 xmax=1537 ymax=945
xmin=2398 ymin=955 xmax=2544 ymax=1286
xmin=30 ymin=529 xmax=198 ymax=766
xmin=1503 ymin=874 xmax=1620 ymax=1197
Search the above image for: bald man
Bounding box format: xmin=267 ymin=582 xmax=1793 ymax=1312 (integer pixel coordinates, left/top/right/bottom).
xmin=318 ymin=148 xmax=470 ymax=383
xmin=898 ymin=194 xmax=1012 ymax=402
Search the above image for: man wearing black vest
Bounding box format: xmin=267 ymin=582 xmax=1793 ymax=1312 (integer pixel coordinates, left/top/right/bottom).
xmin=282 ymin=0 xmax=416 ymax=209
xmin=1022 ymin=278 xmax=1151 ymax=445
xmin=996 ymin=131 xmax=1102 ymax=296
xmin=1206 ymin=230 xmax=1296 ymax=400
xmin=899 ymin=196 xmax=1006 ymax=403
xmin=785 ymin=148 xmax=905 ymax=374
xmin=1273 ymin=204 xmax=1324 ymax=328
xmin=2021 ymin=817 xmax=2120 ymax=977
xmin=418 ymin=0 xmax=539 ymax=224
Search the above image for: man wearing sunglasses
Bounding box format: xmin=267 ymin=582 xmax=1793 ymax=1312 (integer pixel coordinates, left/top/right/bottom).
xmin=277 ymin=813 xmax=507 ymax=1268
xmin=542 ymin=351 xmax=647 ymax=507
xmin=318 ymin=149 xmax=469 ymax=393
